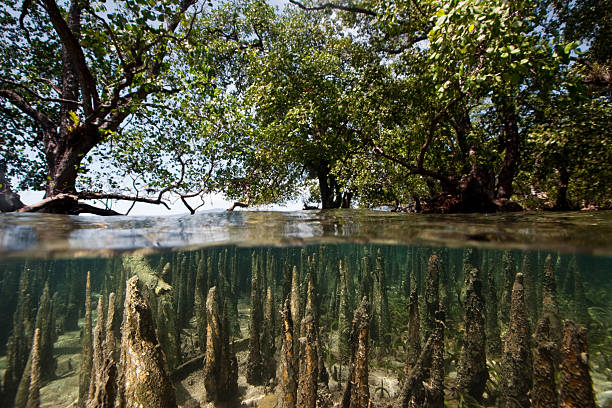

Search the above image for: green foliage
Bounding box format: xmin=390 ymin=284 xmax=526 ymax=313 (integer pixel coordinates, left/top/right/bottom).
xmin=527 ymin=94 xmax=612 ymax=207
xmin=1 ymin=0 xmax=610 ymax=211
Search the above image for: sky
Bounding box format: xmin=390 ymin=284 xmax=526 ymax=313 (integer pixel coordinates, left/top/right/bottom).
xmin=269 ymin=0 xmax=288 ymax=7
xmin=20 ymin=190 xmax=304 ymax=216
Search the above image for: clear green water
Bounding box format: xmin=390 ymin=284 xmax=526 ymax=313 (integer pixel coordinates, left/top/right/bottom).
xmin=0 ymin=211 xmax=611 ymax=407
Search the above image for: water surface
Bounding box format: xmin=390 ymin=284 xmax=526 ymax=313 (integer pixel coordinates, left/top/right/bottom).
xmin=0 ymin=211 xmax=610 ymax=407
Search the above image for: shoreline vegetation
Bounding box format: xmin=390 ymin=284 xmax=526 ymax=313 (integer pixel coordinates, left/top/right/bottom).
xmin=0 ymin=0 xmax=610 ymax=216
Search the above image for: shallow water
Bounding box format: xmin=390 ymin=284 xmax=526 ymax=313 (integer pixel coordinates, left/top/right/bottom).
xmin=0 ymin=211 xmax=611 ymax=407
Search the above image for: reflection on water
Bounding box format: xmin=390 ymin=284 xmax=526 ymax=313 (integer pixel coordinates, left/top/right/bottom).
xmin=0 ymin=239 xmax=611 ymax=407
xmin=1 ymin=210 xmax=612 ymax=257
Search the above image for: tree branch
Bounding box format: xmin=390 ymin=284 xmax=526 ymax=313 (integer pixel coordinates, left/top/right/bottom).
xmin=1 ymin=78 xmax=82 ymax=105
xmin=417 ymin=95 xmax=462 ymax=169
xmin=74 ymin=203 xmax=122 ymax=216
xmin=0 ymin=89 xmax=56 ymax=132
xmin=149 ymin=0 xmax=197 ymax=78
xmin=41 ymin=0 xmax=100 ymax=115
xmin=227 ymin=185 xmax=251 ymax=211
xmin=227 ymin=200 xmax=250 ymax=211
xmin=77 ymin=192 xmax=171 ymax=210
xmin=84 ymin=5 xmax=128 ymax=72
xmin=33 ymin=77 xmax=62 ymax=95
xmin=14 ymin=193 xmax=121 ymax=215
xmin=288 ymin=0 xmax=376 ymax=16
xmin=16 ymin=193 xmax=121 ymax=215
xmin=370 ymin=142 xmax=453 ymax=187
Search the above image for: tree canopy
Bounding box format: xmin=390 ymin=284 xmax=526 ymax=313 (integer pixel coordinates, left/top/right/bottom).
xmin=1 ymin=0 xmax=610 ymax=214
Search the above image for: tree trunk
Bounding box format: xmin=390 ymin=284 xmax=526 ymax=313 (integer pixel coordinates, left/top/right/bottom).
xmin=318 ymin=169 xmax=336 ymax=209
xmin=317 ymin=162 xmax=346 ymax=209
xmin=0 ymin=161 xmax=24 ymax=212
xmin=341 ymin=191 xmax=353 ymax=208
xmin=553 ymin=166 xmax=571 ymax=210
xmin=45 ymin=124 xmax=101 ymax=198
xmin=43 ymin=0 xmax=100 ymax=200
xmin=496 ymin=98 xmax=520 ymax=199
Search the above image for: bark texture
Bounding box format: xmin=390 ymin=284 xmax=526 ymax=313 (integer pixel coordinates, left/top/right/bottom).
xmin=486 ymin=265 xmax=502 ymax=357
xmin=117 ymin=277 xmax=177 ymax=408
xmin=405 ymin=272 xmax=421 ymax=369
xmin=297 ymin=313 xmax=318 ymax=408
xmin=79 ymin=271 xmax=93 ymax=405
xmin=500 ymin=251 xmax=515 ymax=325
xmin=247 ymin=258 xmax=264 ymax=385
xmin=396 ymin=306 xmax=445 ymax=408
xmin=521 ymin=253 xmax=538 ymax=323
xmin=25 ymin=329 xmax=41 ymax=408
xmin=456 ymin=267 xmax=488 ymax=403
xmin=86 ymin=293 xmax=117 ymax=408
xmin=499 ymin=273 xmax=532 ymax=408
xmin=341 ymin=297 xmax=370 ymax=408
xmin=338 ymin=260 xmax=352 ymax=363
xmin=423 ymin=254 xmax=440 ymax=343
xmin=262 ymin=286 xmax=277 ymax=382
xmin=532 ymin=317 xmax=557 ymax=408
xmin=424 ymin=307 xmax=445 ymax=408
xmin=542 ymin=254 xmax=562 ymax=349
xmin=0 ymin=163 xmax=24 ymax=211
xmin=203 ymin=286 xmax=238 ymax=402
xmin=278 ymin=298 xmax=297 ymax=408
xmin=558 ymin=320 xmax=596 ymax=408
xmin=372 ymin=250 xmax=390 ymax=347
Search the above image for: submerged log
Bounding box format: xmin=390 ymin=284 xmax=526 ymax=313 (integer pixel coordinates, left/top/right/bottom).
xmin=456 ymin=267 xmax=488 ymax=403
xmin=558 ymin=320 xmax=596 ymax=408
xmin=122 ymin=255 xmax=172 ymax=296
xmin=532 ymin=317 xmax=557 ymax=408
xmin=278 ymin=298 xmax=297 ymax=408
xmin=117 ymin=277 xmax=177 ymax=408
